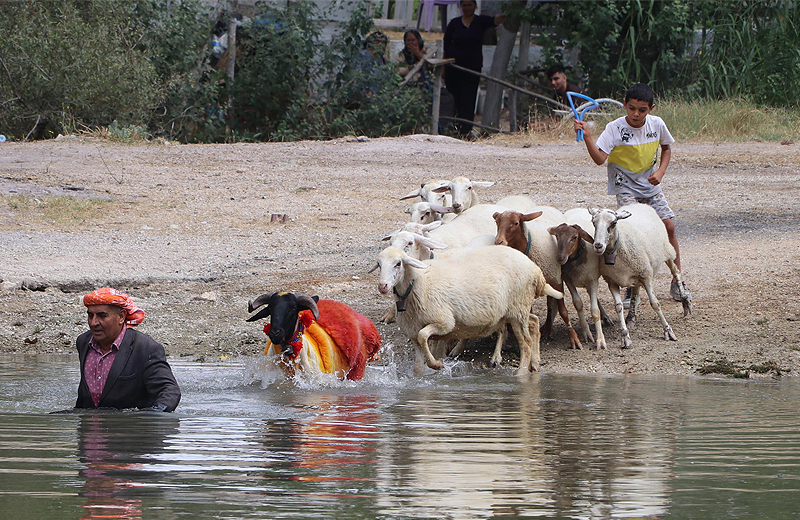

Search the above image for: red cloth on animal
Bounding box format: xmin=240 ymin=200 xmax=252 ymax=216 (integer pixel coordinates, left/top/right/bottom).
xmin=312 ymin=300 xmax=382 ymax=380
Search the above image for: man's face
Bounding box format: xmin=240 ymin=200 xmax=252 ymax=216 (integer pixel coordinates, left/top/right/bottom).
xmin=87 ymin=305 xmax=125 ymax=348
xmin=550 ymin=72 xmax=568 ymax=94
xmin=624 ymin=98 xmax=653 ymax=128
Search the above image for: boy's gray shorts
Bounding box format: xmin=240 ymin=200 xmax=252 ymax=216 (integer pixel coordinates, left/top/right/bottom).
xmin=616 ymin=192 xmax=675 ymax=220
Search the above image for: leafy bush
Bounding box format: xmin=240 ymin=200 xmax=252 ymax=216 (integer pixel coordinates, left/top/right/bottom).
xmin=0 ymin=0 xmax=161 ymax=139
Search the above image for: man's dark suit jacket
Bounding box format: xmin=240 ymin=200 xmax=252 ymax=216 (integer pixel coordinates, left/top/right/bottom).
xmin=76 ymin=328 xmax=181 ymax=412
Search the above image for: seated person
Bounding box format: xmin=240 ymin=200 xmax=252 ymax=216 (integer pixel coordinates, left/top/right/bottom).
xmin=547 ymin=63 xmax=585 ymax=106
xmin=396 ymin=29 xmax=432 ymax=85
xmin=75 ymin=287 xmax=181 ymax=412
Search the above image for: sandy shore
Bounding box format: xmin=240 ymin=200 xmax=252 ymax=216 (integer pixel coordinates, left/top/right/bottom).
xmin=1 ymin=135 xmax=799 ymax=378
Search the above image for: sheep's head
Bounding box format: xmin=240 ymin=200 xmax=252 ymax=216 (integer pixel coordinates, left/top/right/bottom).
xmin=493 ymin=210 xmax=542 ymax=252
xmin=548 ymin=223 xmax=594 ymax=265
xmin=382 ymin=230 xmax=447 ymax=261
xmin=373 ymin=246 xmax=427 ymax=295
xmin=405 ymin=202 xmax=453 ymax=224
xmin=434 ymin=176 xmax=493 ymax=213
xmin=247 ymin=292 xmax=319 ymax=355
xmin=588 ymin=206 xmax=631 ymax=254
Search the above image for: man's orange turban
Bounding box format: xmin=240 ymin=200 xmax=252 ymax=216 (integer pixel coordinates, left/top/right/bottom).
xmin=83 ymin=287 xmax=145 ymax=326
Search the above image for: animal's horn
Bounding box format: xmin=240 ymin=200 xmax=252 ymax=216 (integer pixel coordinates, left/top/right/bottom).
xmin=248 ymin=292 xmax=275 ymax=313
xmin=296 ymin=294 xmax=320 ymax=321
xmin=246 ymin=305 xmax=272 ymax=322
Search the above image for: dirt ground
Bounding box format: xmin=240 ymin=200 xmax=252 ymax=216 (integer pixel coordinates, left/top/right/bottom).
xmin=1 ymin=135 xmax=799 ymax=378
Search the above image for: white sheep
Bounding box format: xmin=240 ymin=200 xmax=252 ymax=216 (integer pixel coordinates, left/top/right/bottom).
xmin=399 ymin=179 xmax=452 ymax=208
xmin=405 ymin=201 xmax=454 ymax=225
xmin=431 ymin=176 xmax=494 ymax=214
xmin=374 ymin=245 xmax=562 ymax=375
xmin=548 ymin=208 xmax=610 ymax=349
xmin=589 ymin=204 xmax=692 ymax=348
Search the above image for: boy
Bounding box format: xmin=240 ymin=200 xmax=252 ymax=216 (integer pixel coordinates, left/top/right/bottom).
xmin=573 ymin=83 xmax=690 ymax=303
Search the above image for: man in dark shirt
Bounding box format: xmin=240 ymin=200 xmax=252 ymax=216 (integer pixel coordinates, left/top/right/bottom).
xmin=547 ymin=64 xmax=584 ymax=106
xmin=443 ymin=0 xmax=504 ymax=138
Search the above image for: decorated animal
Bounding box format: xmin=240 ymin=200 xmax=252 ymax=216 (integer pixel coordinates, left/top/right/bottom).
xmin=247 ymin=292 xmax=381 ymax=380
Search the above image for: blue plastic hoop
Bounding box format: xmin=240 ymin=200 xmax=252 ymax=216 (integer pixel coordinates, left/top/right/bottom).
xmin=567 ymin=92 xmax=600 ymax=142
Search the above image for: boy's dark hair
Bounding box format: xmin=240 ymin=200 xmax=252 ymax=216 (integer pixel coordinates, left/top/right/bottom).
xmin=547 ymin=64 xmax=566 ymax=78
xmin=625 ymin=83 xmax=655 ymax=106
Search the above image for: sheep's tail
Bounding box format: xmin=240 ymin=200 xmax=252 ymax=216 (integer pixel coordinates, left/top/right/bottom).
xmin=544 ymin=284 xmax=563 ymax=299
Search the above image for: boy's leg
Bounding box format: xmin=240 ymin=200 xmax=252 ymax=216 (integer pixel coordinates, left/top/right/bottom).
xmin=615 ymin=193 xmax=638 ymax=308
xmin=643 ymin=193 xmax=692 ymax=302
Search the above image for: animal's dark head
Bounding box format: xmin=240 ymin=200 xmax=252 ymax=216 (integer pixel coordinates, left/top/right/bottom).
xmin=247 ymin=292 xmax=320 ymax=354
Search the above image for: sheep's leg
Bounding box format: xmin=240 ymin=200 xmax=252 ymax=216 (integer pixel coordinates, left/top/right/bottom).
xmin=490 ymin=321 xmax=507 ymax=367
xmin=512 ymin=314 xmax=537 ymax=375
xmin=380 ymin=304 xmax=396 ymax=324
xmin=448 ymin=339 xmax=467 ymax=358
xmin=556 ymin=285 xmax=582 ymax=349
xmin=608 ymin=281 xmax=632 ymax=348
xmin=599 ymin=300 xmax=613 ymax=326
xmin=566 ymin=279 xmax=594 ymax=344
xmin=541 ymin=296 xmax=555 ymax=339
xmin=626 ymin=283 xmax=640 ymax=328
xmin=643 ymin=279 xmax=677 ymax=341
xmin=431 ymin=340 xmax=449 ymax=360
xmin=666 ymin=259 xmax=693 ymax=316
xmin=588 ymin=280 xmax=606 ymax=350
xmin=417 ymin=324 xmax=447 ymax=370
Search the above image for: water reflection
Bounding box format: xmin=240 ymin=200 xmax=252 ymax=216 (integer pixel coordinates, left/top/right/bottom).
xmin=76 ymin=413 xmax=179 ymax=519
xmin=0 ymin=356 xmax=799 ymax=519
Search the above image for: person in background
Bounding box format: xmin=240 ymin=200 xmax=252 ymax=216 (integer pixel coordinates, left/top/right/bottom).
xmin=396 ymin=29 xmax=432 ymax=87
xmin=75 ymin=287 xmax=181 ymax=412
xmin=547 ymin=63 xmax=584 ymax=106
xmin=443 ymin=0 xmax=505 ymax=138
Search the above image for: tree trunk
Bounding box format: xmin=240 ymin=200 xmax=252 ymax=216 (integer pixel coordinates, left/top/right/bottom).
xmin=483 ymin=4 xmax=525 ymax=130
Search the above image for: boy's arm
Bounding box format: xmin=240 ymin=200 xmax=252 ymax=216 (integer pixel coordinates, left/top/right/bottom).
xmin=648 ymin=144 xmax=671 ymax=185
xmin=574 ymin=120 xmax=608 ymax=165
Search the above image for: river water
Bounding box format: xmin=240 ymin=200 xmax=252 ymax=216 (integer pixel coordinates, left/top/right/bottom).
xmin=0 ymin=354 xmax=798 ymax=519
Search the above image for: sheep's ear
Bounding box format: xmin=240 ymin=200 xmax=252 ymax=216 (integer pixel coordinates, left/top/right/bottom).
xmin=521 ymin=211 xmax=543 ymax=222
xmin=473 ymin=181 xmax=495 ymax=188
xmin=547 ymin=226 xmax=557 ymax=236
xmin=574 ymin=225 xmax=594 ymax=243
xmin=432 ymin=186 xmax=450 ymax=193
xmin=588 ymin=205 xmax=600 ymax=215
xmin=296 ymin=294 xmax=320 ymax=320
xmin=399 ymin=188 xmax=421 ymax=200
xmin=492 ymin=212 xmax=501 ymax=221
xmin=429 ymin=203 xmax=454 ymax=214
xmin=414 ymin=234 xmax=447 ymax=250
xmin=404 ymin=256 xmax=429 ymax=269
xmin=419 ymin=221 xmax=443 ymax=233
xmin=616 ymin=209 xmax=632 ymax=220
xmin=368 ymin=262 xmax=380 ymax=273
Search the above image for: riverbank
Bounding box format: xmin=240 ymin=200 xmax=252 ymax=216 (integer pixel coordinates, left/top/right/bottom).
xmin=1 ymin=136 xmax=798 ymax=378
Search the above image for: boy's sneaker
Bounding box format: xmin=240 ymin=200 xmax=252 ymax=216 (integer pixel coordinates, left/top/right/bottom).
xmin=670 ymin=279 xmax=691 ymax=301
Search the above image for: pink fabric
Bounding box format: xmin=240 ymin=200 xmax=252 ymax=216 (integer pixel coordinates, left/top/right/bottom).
xmin=85 ymin=325 xmax=127 ymax=407
xmin=83 ymin=287 xmax=145 ymax=326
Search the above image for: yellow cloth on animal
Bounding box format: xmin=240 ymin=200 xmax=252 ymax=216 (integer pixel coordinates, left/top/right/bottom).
xmin=265 ymin=323 xmax=350 ymax=377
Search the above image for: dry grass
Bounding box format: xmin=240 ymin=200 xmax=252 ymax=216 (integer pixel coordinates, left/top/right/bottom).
xmin=2 ymin=195 xmax=115 ymax=227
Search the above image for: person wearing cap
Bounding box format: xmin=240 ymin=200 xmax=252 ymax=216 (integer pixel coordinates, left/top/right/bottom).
xmin=75 ymin=287 xmax=181 ymax=412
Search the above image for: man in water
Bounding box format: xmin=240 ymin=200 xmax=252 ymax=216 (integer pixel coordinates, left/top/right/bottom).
xmin=75 ymin=287 xmax=181 ymax=411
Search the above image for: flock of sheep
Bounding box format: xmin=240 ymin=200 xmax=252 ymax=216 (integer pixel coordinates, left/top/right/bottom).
xmin=371 ymin=176 xmax=693 ymax=376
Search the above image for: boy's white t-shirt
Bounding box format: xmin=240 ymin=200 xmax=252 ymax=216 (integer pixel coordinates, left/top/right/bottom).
xmin=595 ymin=114 xmax=675 ymax=197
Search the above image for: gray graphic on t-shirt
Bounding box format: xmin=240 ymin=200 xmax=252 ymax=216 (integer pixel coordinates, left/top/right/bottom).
xmin=615 ymin=171 xmax=624 ymax=187
xmin=619 ymin=127 xmax=633 ymax=142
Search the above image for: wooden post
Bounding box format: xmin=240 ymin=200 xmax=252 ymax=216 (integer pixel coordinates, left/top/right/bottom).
xmin=430 ymin=40 xmax=445 ymax=135
xmin=226 ymin=16 xmax=237 ymax=85
xmin=510 ymin=20 xmax=531 ymax=132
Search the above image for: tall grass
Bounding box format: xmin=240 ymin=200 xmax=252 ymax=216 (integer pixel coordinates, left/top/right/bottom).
xmin=656 ymin=98 xmax=800 ymax=142
xmin=2 ymin=196 xmax=114 ymax=226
